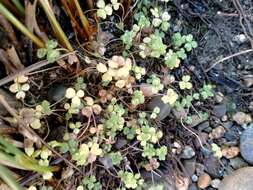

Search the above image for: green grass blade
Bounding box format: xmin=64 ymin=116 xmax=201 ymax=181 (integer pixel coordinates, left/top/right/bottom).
xmin=11 ymin=0 xmax=25 ymax=16
xmin=0 ymin=2 xmax=44 ymax=47
xmin=0 ymin=164 xmax=24 ymax=190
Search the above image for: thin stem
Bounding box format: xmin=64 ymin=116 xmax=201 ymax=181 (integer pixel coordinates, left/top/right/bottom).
xmin=73 ymin=0 xmax=91 ymax=40
xmin=0 ymin=2 xmax=44 ymax=47
xmin=11 ymin=0 xmax=25 ymax=16
xmin=205 ymin=48 xmax=253 ymax=72
xmin=0 ymin=164 xmax=24 ymax=190
xmin=39 ymin=0 xmax=74 ymax=51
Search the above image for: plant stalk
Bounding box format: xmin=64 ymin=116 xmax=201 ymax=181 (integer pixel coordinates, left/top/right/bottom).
xmin=11 ymin=0 xmax=25 ymax=16
xmin=0 ymin=2 xmax=44 ymax=48
xmin=72 ymin=0 xmax=92 ymax=40
xmin=0 ymin=164 xmax=24 ymax=190
xmin=39 ymin=0 xmax=74 ymax=51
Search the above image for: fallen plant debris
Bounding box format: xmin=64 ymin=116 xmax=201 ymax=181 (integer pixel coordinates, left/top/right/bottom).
xmin=0 ymin=0 xmax=253 ymax=190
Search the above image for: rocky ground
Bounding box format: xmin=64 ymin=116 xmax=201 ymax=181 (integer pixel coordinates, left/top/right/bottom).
xmin=169 ymin=0 xmax=253 ymax=189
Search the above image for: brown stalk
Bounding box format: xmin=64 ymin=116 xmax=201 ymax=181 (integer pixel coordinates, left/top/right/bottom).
xmin=61 ymin=0 xmax=87 ymax=40
xmin=0 ymin=0 xmax=21 ymax=17
xmin=0 ymin=14 xmax=19 ymax=47
xmin=72 ymin=0 xmax=92 ymax=41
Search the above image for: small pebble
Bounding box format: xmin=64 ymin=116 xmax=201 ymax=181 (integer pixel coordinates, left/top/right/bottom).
xmin=233 ymin=34 xmax=247 ymax=44
xmin=209 ymin=126 xmax=226 ymax=139
xmin=195 ymin=163 xmax=205 ymax=176
xmin=211 ymin=179 xmax=221 ymax=189
xmin=181 ymin=146 xmax=195 ymax=159
xmin=197 ymin=121 xmax=210 ymax=132
xmin=242 ymin=74 xmax=253 ymax=87
xmin=197 ymin=173 xmax=211 ymax=189
xmin=233 ymin=112 xmax=252 ymax=125
xmin=249 ymin=102 xmax=253 ymax=111
xmin=191 ymin=174 xmax=198 ymax=182
xmin=147 ymin=96 xmax=171 ymax=120
xmin=229 ymin=157 xmax=248 ymax=170
xmin=221 ymin=115 xmax=228 ymax=122
xmin=213 ymin=104 xmax=227 ymax=118
xmin=215 ymin=92 xmax=224 ymax=103
xmin=221 ymin=146 xmax=240 ymax=159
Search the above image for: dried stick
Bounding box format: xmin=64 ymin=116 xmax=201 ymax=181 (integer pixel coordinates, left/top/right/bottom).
xmin=0 ymin=52 xmax=75 ymax=87
xmin=205 ymin=48 xmax=253 ymax=72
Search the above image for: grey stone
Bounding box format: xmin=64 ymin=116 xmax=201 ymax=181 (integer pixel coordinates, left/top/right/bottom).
xmin=99 ymin=156 xmax=113 ymax=169
xmin=114 ymin=137 xmax=127 ymax=149
xmin=204 ymin=156 xmax=222 ymax=178
xmin=229 ymin=157 xmax=248 ymax=170
xmin=219 ymin=167 xmax=253 ymax=190
xmin=147 ymin=96 xmax=171 ymax=120
xmin=196 ymin=163 xmax=205 ymax=176
xmin=240 ymin=127 xmax=253 ymax=164
xmin=183 ymin=159 xmax=196 ymax=176
xmin=211 ymin=179 xmax=220 ymax=189
xmin=212 ymin=104 xmax=227 ymax=118
xmin=181 ymin=146 xmax=195 ymax=159
xmin=141 ymin=171 xmax=176 ymax=190
xmin=48 ymin=84 xmax=67 ymax=102
xmin=188 ymin=183 xmax=198 ymax=190
xmin=197 ymin=121 xmax=210 ymax=132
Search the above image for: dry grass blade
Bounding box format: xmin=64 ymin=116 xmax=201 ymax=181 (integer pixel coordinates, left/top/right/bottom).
xmin=0 ymin=52 xmax=75 ymax=87
xmin=25 ymin=0 xmax=48 ymax=42
xmin=6 ymin=46 xmax=24 ymax=70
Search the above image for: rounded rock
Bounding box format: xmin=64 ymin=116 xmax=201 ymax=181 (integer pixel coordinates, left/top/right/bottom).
xmin=181 ymin=146 xmax=195 ymax=159
xmin=197 ymin=173 xmax=211 ymax=189
xmin=240 ymin=127 xmax=253 ymax=164
xmin=219 ymin=167 xmax=253 ymax=190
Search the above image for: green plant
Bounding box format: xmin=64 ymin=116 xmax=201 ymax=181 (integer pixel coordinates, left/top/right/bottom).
xmin=211 ymin=143 xmax=222 ymax=159
xmin=72 ymin=141 xmax=102 ymax=166
xmin=0 ymin=164 xmax=24 ymax=190
xmin=179 ymin=75 xmax=192 ymax=90
xmin=161 ymin=88 xmax=179 ymax=105
xmin=108 ymin=152 xmax=123 ymax=166
xmin=139 ymin=34 xmax=167 ymax=58
xmin=164 ymin=50 xmax=181 ymax=69
xmin=96 ymin=0 xmax=120 ymax=19
xmin=131 ymin=90 xmax=145 ymax=106
xmin=121 ymin=25 xmax=140 ymax=50
xmin=200 ymin=84 xmax=214 ymax=99
xmin=151 ymin=7 xmax=170 ymax=31
xmin=69 ymin=122 xmax=82 ymax=134
xmin=118 ymin=171 xmax=144 ymax=189
xmin=105 ymin=105 xmax=125 ymax=138
xmin=81 ymin=175 xmax=102 ymax=190
xmin=132 ymin=65 xmax=146 ymax=80
xmin=150 ymin=106 xmax=160 ymax=119
xmin=136 ymin=125 xmax=163 ymax=146
xmin=97 ymin=56 xmax=133 ymax=88
xmin=37 ymin=40 xmax=60 ymax=63
xmin=146 ymin=74 xmax=164 ymax=94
